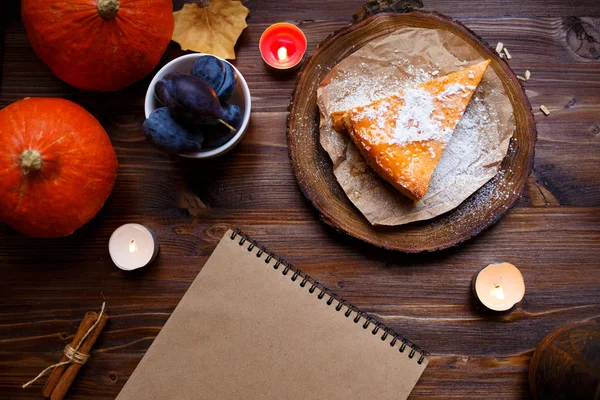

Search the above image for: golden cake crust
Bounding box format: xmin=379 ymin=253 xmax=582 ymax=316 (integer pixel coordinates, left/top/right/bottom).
xmin=332 ymin=60 xmax=491 ymax=201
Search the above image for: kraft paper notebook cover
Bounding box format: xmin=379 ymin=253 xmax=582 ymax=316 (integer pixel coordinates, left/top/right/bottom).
xmin=117 ymin=229 xmax=428 ymax=400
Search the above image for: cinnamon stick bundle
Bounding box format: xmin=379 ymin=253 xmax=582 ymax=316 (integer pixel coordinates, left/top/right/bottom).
xmin=42 ymin=312 xmax=99 ymax=396
xmin=22 ymin=304 xmax=108 ymax=400
xmin=50 ymin=312 xmax=108 ymax=400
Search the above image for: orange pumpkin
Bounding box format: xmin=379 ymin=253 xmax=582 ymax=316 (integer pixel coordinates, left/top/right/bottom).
xmin=21 ymin=0 xmax=174 ymax=92
xmin=0 ymin=98 xmax=118 ymax=238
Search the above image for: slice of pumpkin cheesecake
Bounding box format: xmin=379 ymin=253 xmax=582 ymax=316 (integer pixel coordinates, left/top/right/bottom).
xmin=331 ymin=59 xmax=491 ymax=201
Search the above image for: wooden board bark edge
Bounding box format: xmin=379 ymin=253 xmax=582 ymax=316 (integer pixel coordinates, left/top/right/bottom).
xmin=287 ymin=10 xmax=537 ymax=252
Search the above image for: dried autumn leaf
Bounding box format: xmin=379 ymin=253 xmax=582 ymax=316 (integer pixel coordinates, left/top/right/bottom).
xmin=172 ymin=0 xmax=249 ymax=59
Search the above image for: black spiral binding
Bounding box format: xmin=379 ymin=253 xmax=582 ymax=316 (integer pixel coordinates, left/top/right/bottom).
xmin=230 ymin=228 xmax=428 ymax=365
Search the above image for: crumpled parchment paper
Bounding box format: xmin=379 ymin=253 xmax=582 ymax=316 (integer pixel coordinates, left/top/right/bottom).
xmin=317 ymin=27 xmax=515 ymax=226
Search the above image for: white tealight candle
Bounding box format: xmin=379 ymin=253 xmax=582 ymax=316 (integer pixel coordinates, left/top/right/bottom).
xmin=472 ymin=262 xmax=525 ymax=311
xmin=109 ymin=224 xmax=158 ymax=271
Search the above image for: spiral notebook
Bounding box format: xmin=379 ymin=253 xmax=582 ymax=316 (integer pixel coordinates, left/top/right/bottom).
xmin=117 ymin=229 xmax=428 ymax=400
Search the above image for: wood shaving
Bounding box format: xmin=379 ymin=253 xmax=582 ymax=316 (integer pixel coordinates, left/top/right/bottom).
xmin=503 ymin=48 xmax=512 ymax=59
xmin=517 ymin=76 xmax=526 ymax=81
xmin=495 ymin=42 xmax=504 ymax=53
xmin=540 ymin=105 xmax=550 ymax=115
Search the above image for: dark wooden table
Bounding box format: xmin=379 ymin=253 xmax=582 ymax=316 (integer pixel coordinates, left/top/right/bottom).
xmin=1 ymin=1 xmax=599 ymax=399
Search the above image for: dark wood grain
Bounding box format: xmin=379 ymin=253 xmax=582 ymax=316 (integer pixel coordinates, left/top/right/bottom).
xmin=1 ymin=0 xmax=599 ymax=399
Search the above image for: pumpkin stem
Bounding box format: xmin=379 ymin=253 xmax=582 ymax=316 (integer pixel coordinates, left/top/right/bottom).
xmin=20 ymin=149 xmax=43 ymax=175
xmin=97 ymin=0 xmax=120 ymax=20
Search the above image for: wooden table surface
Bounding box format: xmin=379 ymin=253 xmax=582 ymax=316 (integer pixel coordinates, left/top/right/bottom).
xmin=1 ymin=1 xmax=599 ymax=399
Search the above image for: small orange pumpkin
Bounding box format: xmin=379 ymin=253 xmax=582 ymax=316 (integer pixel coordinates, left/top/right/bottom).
xmin=0 ymin=98 xmax=118 ymax=237
xmin=21 ymin=0 xmax=174 ymax=92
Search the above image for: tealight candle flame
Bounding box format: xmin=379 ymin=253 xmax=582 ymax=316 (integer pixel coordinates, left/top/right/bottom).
xmin=490 ymin=283 xmax=505 ymax=300
xmin=129 ymin=239 xmax=137 ymax=253
xmin=277 ymin=46 xmax=288 ymax=61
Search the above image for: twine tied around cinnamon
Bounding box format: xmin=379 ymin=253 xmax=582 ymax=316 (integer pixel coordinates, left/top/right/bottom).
xmin=22 ymin=302 xmax=106 ymax=389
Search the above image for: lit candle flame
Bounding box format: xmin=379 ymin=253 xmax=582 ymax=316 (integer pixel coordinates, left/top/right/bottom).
xmin=129 ymin=239 xmax=137 ymax=253
xmin=277 ymin=46 xmax=288 ymax=61
xmin=489 ymin=283 xmax=505 ymax=300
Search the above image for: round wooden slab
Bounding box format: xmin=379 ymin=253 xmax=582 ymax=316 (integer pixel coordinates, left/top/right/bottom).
xmin=287 ymin=11 xmax=536 ymax=252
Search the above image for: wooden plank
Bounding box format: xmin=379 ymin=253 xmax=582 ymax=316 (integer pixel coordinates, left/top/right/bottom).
xmin=3 ymin=18 xmax=600 ymax=101
xmin=1 ymin=1 xmax=599 ymax=399
xmin=0 ymin=0 xmax=6 ymax=90
xmin=2 ymin=205 xmax=599 ymax=399
xmin=2 ymin=207 xmax=598 ymax=330
xmin=243 ymin=0 xmax=600 ymax=21
xmin=1 ymin=352 xmax=538 ymax=399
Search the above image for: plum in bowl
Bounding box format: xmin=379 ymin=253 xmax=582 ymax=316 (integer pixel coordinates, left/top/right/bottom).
xmin=144 ymin=54 xmax=251 ymax=159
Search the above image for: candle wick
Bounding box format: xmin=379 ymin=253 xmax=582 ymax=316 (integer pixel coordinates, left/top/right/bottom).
xmin=277 ymin=46 xmax=288 ymax=61
xmin=490 ymin=283 xmax=505 ymax=300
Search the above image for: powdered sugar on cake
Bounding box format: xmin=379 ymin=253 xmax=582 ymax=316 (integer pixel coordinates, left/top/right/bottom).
xmin=390 ymin=88 xmax=451 ymax=146
xmin=437 ymin=83 xmax=467 ymax=99
xmin=352 ymin=78 xmax=480 ymax=152
xmin=376 ymin=101 xmax=390 ymax=129
xmin=327 ymin=58 xmax=433 ymax=113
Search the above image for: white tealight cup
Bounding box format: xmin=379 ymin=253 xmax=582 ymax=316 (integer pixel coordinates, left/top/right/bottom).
xmin=472 ymin=262 xmax=525 ymax=311
xmin=109 ymin=224 xmax=159 ymax=271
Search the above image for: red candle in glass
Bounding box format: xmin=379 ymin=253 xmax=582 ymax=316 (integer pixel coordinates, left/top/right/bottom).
xmin=259 ymin=23 xmax=307 ymax=70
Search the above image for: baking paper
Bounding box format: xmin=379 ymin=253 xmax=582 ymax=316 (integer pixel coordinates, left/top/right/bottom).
xmin=317 ymin=27 xmax=514 ymax=226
